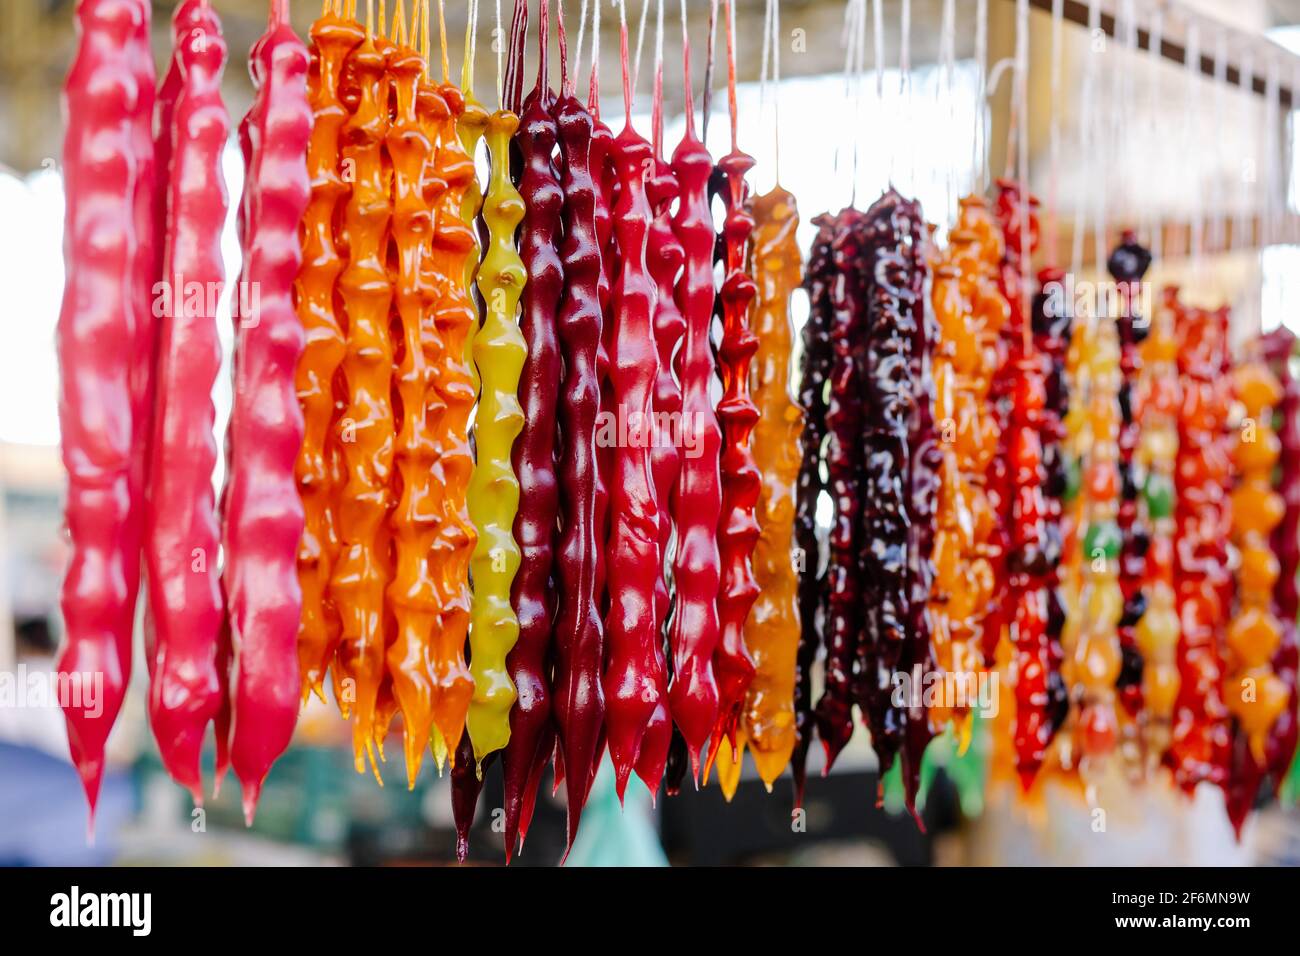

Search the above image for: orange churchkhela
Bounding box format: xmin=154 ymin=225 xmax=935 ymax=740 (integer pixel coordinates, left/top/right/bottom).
xmin=423 ymin=0 xmax=476 ymax=770
xmin=296 ymin=1 xmax=362 ymax=705
xmin=383 ymin=0 xmax=441 ymax=783
xmin=331 ymin=0 xmax=395 ymax=775
xmin=732 ymin=184 xmax=804 ymax=792
xmin=1226 ymin=356 xmax=1289 ymax=762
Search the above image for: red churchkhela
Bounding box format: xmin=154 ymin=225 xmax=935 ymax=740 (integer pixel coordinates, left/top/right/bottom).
xmin=707 ymin=0 xmax=761 ymax=775
xmin=602 ymin=1 xmax=662 ymax=802
xmin=144 ymin=0 xmax=228 ymax=805
xmin=56 ymin=0 xmax=157 ymax=826
xmin=223 ymin=0 xmax=312 ymax=823
xmin=666 ymin=0 xmax=723 ymax=781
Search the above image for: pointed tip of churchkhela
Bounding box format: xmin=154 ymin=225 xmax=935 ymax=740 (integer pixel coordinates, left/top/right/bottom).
xmin=1017 ymin=767 xmax=1040 ymax=794
xmin=613 ymin=764 xmax=631 ymax=806
xmin=69 ymin=747 xmax=105 ymax=838
xmin=819 ymin=736 xmax=847 ymax=777
xmin=241 ymin=780 xmax=263 ymax=828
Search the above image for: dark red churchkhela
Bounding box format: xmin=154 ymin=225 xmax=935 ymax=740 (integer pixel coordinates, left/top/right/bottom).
xmin=816 ymin=207 xmax=865 ymax=771
xmin=640 ymin=41 xmax=681 ymax=797
xmin=551 ymin=3 xmax=607 ymax=849
xmin=503 ymin=0 xmax=560 ymax=864
xmin=792 ymin=212 xmax=837 ymax=804
xmin=1260 ymin=327 xmax=1299 ymax=794
xmin=856 ymin=190 xmax=931 ymax=802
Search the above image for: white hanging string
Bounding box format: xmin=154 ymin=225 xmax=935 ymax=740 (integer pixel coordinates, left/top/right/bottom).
xmin=703 ymin=0 xmax=719 ymax=142
xmin=633 ymin=0 xmax=650 ymax=94
xmin=1292 ymin=64 xmax=1300 ymax=249
xmin=1071 ymin=0 xmax=1100 ymax=282
xmin=939 ymin=0 xmax=956 ymax=221
xmin=773 ymin=0 xmax=782 ymax=183
xmin=1047 ymin=0 xmax=1063 ymax=264
xmin=975 ymin=0 xmax=988 ymax=192
xmin=1146 ymin=3 xmax=1164 ymax=261
xmin=900 ymin=0 xmax=913 ymax=192
xmin=1264 ymin=54 xmax=1281 ymax=335
xmin=838 ymin=0 xmax=863 ymax=206
xmin=1014 ymin=0 xmax=1030 ymax=333
xmin=1235 ymin=47 xmax=1255 ymax=259
xmin=1114 ymin=0 xmax=1137 ymax=246
xmin=1209 ymin=29 xmax=1228 ymax=255
xmin=1091 ymin=0 xmax=1106 ymax=279
xmin=465 ymin=0 xmax=481 ymax=90
xmin=1184 ymin=17 xmax=1202 ymax=276
xmin=590 ymin=0 xmax=602 ymax=103
xmin=759 ymin=0 xmax=782 ymax=183
xmin=495 ymin=0 xmax=504 ymax=107
xmin=857 ymin=0 xmax=868 ymax=199
xmin=573 ymin=0 xmax=590 ymax=84
xmin=1269 ymin=56 xmax=1282 ymax=253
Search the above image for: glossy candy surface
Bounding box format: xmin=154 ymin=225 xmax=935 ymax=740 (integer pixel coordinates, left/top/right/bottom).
xmin=1134 ymin=284 xmax=1181 ymax=768
xmin=144 ymin=1 xmax=228 ymax=803
xmin=551 ymin=6 xmax=607 ymax=848
xmin=740 ymin=186 xmax=804 ymax=789
xmin=602 ymin=15 xmax=662 ymax=802
xmin=709 ymin=5 xmax=762 ymax=773
xmin=1260 ymin=328 xmax=1300 ymax=793
xmin=1166 ymin=292 xmax=1233 ymax=791
xmin=57 ymin=0 xmax=156 ymax=821
xmin=465 ymin=106 xmax=526 ymax=764
xmin=667 ymin=52 xmax=722 ymax=779
xmin=1225 ymin=360 xmax=1287 ymax=762
xmin=502 ymin=0 xmax=560 ymax=856
xmin=296 ymin=9 xmax=362 ymax=704
xmin=225 ymin=2 xmax=311 ymax=819
xmin=330 ymin=26 xmax=395 ymax=773
xmin=791 ymin=213 xmax=836 ymax=804
xmin=1108 ymin=235 xmax=1154 ymax=751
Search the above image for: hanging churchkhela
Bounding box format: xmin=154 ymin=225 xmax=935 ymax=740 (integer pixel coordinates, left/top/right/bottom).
xmin=422 ymin=0 xmax=476 ymax=773
xmin=791 ymin=213 xmax=836 ymax=805
xmin=223 ymin=0 xmax=312 ymax=820
xmin=708 ymin=0 xmax=762 ymax=782
xmin=145 ymin=0 xmax=227 ymax=805
xmin=57 ymin=0 xmax=158 ymax=826
xmin=666 ymin=0 xmax=723 ymax=782
xmin=642 ymin=0 xmax=680 ymax=798
xmin=550 ymin=0 xmax=608 ymax=852
xmin=296 ymin=3 xmax=361 ymax=705
xmin=1109 ymin=234 xmax=1154 ymax=765
xmin=603 ymin=0 xmax=663 ymax=802
xmin=502 ymin=0 xmax=561 ymax=860
xmin=1260 ymin=328 xmax=1300 ymax=795
xmin=1167 ymin=293 xmax=1233 ymax=792
xmin=1134 ymin=289 xmax=1181 ymax=771
xmin=48 ymin=0 xmax=1300 ymax=857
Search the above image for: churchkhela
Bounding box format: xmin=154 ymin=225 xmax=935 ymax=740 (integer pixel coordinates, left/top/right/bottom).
xmin=47 ymin=0 xmax=1300 ymax=857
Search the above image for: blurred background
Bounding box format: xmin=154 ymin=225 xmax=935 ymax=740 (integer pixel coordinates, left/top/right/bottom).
xmin=2 ymin=0 xmax=1300 ymax=865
